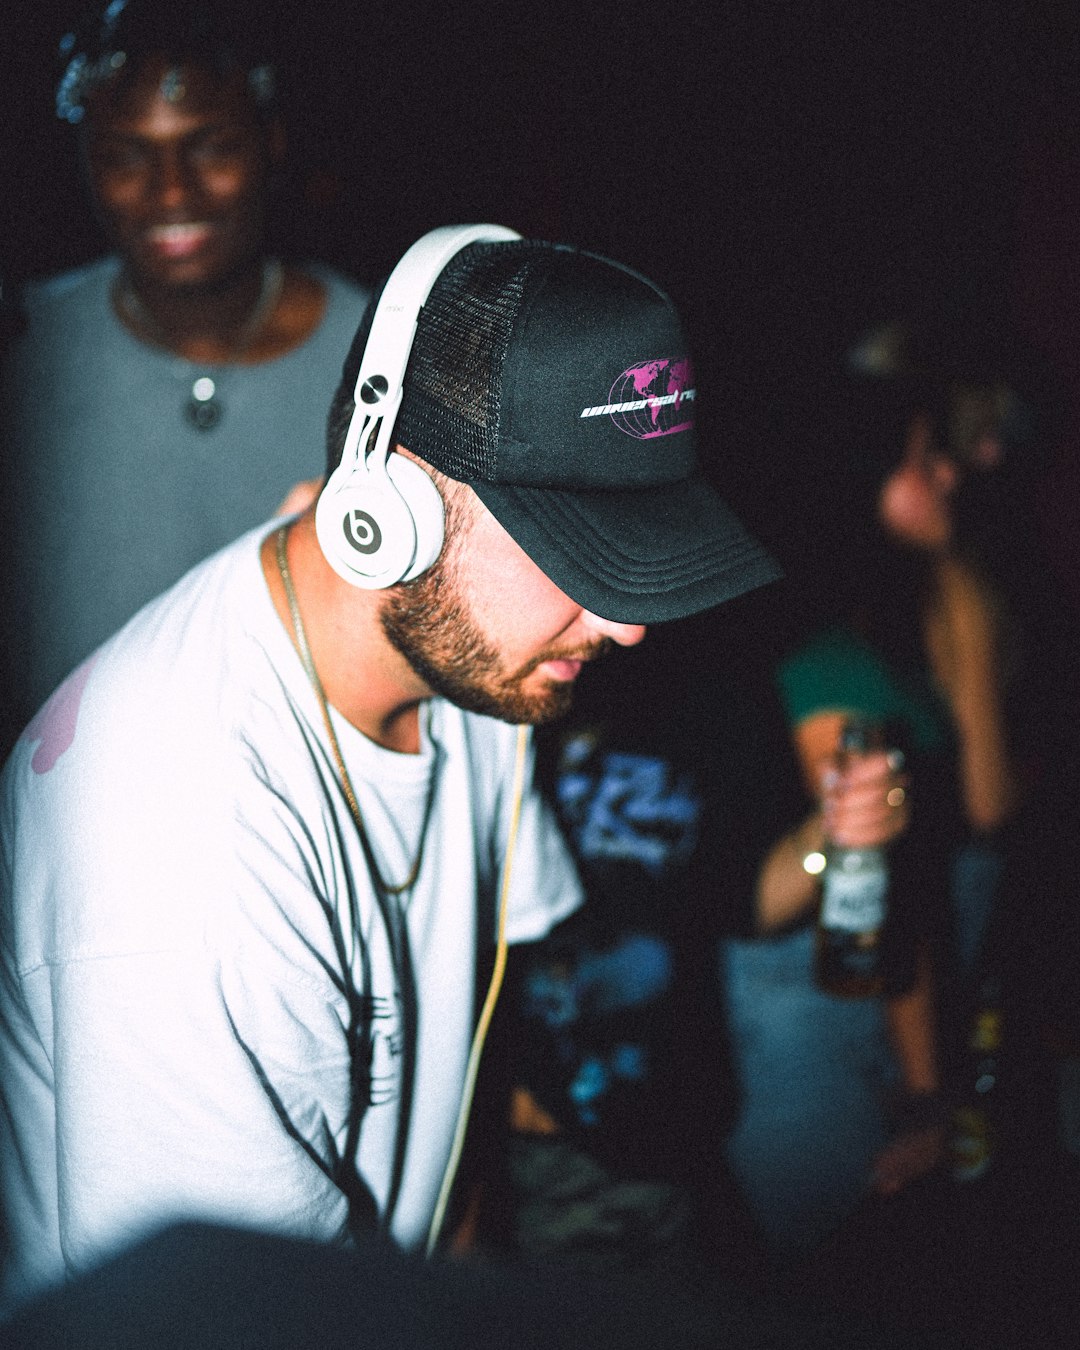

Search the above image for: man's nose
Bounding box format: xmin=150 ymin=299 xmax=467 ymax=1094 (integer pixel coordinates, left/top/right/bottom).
xmin=150 ymin=149 xmax=193 ymax=211
xmin=581 ymin=611 xmax=647 ymax=648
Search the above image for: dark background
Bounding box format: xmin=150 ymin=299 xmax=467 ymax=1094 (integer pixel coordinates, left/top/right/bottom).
xmin=5 ymin=1 xmax=1080 ymax=589
xmin=3 ymin=4 xmax=1080 ymax=1335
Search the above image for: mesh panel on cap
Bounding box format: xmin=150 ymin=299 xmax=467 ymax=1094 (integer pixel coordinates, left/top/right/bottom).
xmin=396 ymin=240 xmax=557 ymax=481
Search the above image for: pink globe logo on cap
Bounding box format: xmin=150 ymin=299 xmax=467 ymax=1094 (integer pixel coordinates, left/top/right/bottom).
xmin=607 ymin=357 xmax=696 ymax=439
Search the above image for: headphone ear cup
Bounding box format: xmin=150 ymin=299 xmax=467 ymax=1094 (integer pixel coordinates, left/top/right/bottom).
xmin=387 ymin=454 xmax=445 ymax=582
xmin=315 ymin=456 xmax=445 ymax=589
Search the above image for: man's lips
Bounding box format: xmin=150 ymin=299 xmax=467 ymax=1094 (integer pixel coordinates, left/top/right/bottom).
xmin=538 ymin=658 xmax=584 ymax=682
xmin=142 ymin=222 xmax=216 ymax=258
xmin=527 ymin=639 xmax=613 ymax=684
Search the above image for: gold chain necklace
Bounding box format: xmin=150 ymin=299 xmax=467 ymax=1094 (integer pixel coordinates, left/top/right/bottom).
xmin=114 ymin=259 xmax=285 ymax=431
xmin=275 ymin=524 xmax=432 ymax=895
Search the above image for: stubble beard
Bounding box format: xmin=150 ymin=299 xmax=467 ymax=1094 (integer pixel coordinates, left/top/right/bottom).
xmin=380 ymin=554 xmax=612 ymax=726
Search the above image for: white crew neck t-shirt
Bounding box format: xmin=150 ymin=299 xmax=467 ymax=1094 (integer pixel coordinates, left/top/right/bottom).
xmin=0 ymin=524 xmax=581 ymax=1313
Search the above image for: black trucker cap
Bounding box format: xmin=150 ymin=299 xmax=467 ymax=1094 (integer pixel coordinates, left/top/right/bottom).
xmin=370 ymin=238 xmax=782 ymax=623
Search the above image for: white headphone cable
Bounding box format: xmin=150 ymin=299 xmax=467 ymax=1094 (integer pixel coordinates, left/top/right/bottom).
xmin=425 ymin=720 xmax=529 ymax=1256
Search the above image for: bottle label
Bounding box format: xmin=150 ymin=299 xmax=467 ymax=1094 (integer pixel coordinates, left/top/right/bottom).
xmin=820 ymin=867 xmax=887 ymax=933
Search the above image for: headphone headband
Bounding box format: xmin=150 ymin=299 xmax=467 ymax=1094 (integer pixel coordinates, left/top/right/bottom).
xmin=340 ymin=224 xmax=522 ymax=471
xmin=318 ymin=223 xmax=522 ymax=589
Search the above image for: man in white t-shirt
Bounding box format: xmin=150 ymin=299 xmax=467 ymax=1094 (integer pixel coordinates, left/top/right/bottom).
xmin=0 ymin=230 xmax=779 ymax=1314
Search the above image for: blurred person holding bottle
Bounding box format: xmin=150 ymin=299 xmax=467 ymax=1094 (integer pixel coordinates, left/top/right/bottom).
xmin=718 ymin=371 xmax=1011 ymax=1265
xmin=501 ymin=585 xmax=925 ymax=1282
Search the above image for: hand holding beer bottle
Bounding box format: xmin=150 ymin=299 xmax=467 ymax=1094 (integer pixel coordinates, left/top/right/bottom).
xmin=806 ymin=718 xmax=910 ymax=998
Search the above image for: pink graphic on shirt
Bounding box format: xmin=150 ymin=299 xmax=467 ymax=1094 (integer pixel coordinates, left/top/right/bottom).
xmin=25 ymin=655 xmax=98 ymax=774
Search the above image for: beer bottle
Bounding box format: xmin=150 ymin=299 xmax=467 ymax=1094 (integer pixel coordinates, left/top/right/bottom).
xmin=813 ymin=717 xmax=893 ymax=998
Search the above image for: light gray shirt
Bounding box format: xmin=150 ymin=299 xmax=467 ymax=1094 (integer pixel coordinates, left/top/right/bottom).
xmin=0 ymin=256 xmax=368 ymax=734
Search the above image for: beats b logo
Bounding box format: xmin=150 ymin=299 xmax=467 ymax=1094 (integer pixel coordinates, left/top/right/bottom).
xmin=343 ymin=508 xmax=381 ymax=555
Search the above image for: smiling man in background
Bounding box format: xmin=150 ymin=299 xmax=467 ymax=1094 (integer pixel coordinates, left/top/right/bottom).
xmin=0 ymin=0 xmax=367 ymax=751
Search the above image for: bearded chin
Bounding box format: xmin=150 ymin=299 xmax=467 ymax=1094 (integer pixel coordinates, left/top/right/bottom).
xmin=380 ymin=564 xmax=583 ymax=727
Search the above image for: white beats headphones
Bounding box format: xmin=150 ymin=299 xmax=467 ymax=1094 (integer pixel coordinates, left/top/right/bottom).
xmin=315 ymin=223 xmax=522 ymax=588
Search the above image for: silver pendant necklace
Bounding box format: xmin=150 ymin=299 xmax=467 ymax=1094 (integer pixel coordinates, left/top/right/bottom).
xmin=113 ymin=259 xmax=285 ymax=432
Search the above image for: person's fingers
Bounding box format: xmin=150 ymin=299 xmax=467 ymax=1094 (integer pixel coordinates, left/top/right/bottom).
xmin=824 ymin=787 xmax=910 ymax=844
xmin=837 ymin=751 xmax=908 ymax=789
xmin=821 ymin=750 xmax=911 ymax=847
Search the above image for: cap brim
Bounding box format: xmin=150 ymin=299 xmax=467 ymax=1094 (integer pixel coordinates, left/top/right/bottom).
xmin=469 ymin=474 xmax=782 ymax=624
